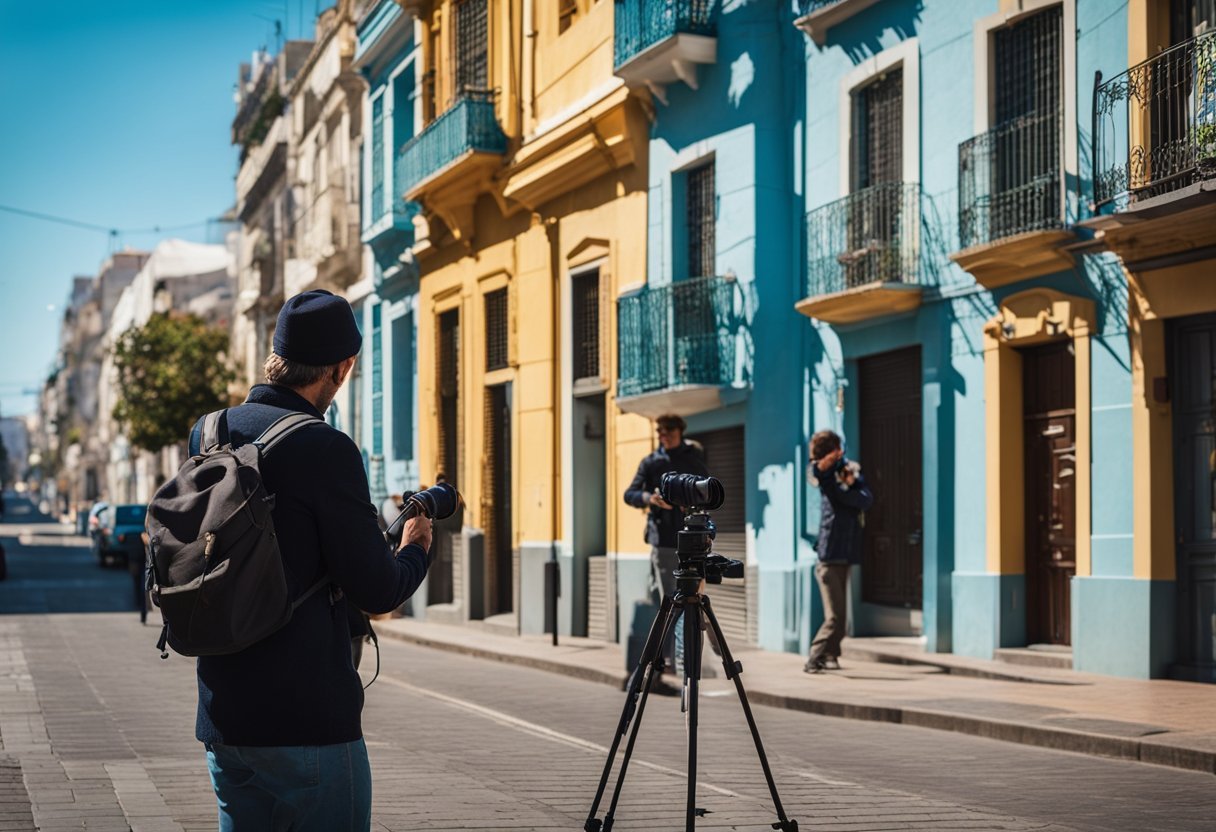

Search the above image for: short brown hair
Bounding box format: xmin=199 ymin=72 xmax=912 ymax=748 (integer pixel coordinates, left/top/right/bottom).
xmin=264 ymin=352 xmax=338 ymax=388
xmin=810 ymin=429 xmax=842 ymax=461
xmin=655 ymin=413 xmax=687 ymax=433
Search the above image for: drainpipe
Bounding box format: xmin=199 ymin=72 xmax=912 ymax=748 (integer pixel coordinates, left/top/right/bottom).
xmin=545 ymin=214 xmax=562 ymax=645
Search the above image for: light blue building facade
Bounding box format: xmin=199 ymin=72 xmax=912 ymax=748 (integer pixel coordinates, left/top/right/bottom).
xmin=794 ymin=0 xmax=1143 ymax=676
xmin=613 ymin=0 xmax=807 ymax=651
xmin=349 ymin=0 xmax=421 ymax=508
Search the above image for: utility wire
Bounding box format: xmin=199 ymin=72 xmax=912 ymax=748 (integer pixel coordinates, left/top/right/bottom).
xmin=0 ymin=203 xmax=222 ymax=237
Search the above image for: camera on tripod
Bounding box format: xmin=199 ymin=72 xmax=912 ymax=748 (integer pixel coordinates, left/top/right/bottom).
xmin=659 ymin=472 xmax=743 ymax=587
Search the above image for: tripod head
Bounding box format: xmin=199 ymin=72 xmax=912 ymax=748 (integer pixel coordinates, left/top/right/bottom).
xmin=673 ymin=510 xmax=744 ymax=599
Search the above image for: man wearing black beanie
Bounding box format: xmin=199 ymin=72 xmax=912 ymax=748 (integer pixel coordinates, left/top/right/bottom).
xmin=186 ymin=290 xmax=431 ymax=831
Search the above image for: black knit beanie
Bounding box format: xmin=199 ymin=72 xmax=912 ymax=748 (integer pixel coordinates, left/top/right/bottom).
xmin=272 ymin=290 xmax=362 ymax=366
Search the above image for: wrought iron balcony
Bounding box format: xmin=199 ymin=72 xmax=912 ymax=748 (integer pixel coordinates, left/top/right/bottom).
xmin=613 ymin=0 xmax=716 ymax=102
xmin=395 ymin=90 xmax=506 ymax=200
xmin=617 ymin=275 xmax=746 ymax=417
xmin=958 ymin=109 xmax=1063 ymax=249
xmin=1094 ymin=29 xmax=1216 ymax=210
xmin=798 ymin=183 xmax=922 ymax=324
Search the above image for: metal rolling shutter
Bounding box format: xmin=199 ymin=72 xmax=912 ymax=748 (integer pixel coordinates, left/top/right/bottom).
xmin=588 ymin=556 xmax=609 ymax=641
xmin=693 ymin=426 xmax=749 ymax=645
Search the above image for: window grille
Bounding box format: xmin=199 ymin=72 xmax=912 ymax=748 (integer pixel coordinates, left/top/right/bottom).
xmin=391 ymin=312 xmax=413 ymax=461
xmin=485 ymin=288 xmax=509 ymax=372
xmin=454 ymin=0 xmax=489 ymax=97
xmin=371 ymin=95 xmax=385 ymax=219
xmin=572 ymin=269 xmax=600 ymax=382
xmin=371 ymin=303 xmax=383 ymax=455
xmin=987 ymin=5 xmax=1062 ymax=240
xmin=851 ymin=69 xmax=902 ymax=190
xmin=686 ymin=163 xmax=715 ymax=279
xmin=437 ymin=309 xmax=460 ymax=486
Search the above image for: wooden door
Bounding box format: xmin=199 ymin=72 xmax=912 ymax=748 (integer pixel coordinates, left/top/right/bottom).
xmin=1022 ymin=341 xmax=1076 ymax=645
xmin=859 ymin=348 xmax=923 ymax=609
xmin=1170 ymin=314 xmax=1216 ymax=681
xmin=430 ymin=309 xmax=461 ymax=607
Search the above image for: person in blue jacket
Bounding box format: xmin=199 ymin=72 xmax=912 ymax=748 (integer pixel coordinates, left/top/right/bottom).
xmin=187 ymin=290 xmax=432 ymax=831
xmin=806 ymin=429 xmax=874 ymax=674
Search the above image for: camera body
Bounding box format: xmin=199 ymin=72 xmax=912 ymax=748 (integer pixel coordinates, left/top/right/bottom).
xmin=383 ymin=482 xmax=462 ymax=549
xmin=659 ymin=472 xmax=744 ymax=596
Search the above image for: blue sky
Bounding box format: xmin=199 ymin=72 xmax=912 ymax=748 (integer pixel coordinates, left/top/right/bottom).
xmin=0 ymin=1 xmax=318 ymax=416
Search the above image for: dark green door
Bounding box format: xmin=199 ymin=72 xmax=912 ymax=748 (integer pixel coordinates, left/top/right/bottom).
xmin=1170 ymin=314 xmax=1216 ymax=682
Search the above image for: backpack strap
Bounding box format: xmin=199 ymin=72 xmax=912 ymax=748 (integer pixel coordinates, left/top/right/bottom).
xmin=252 ymin=412 xmax=324 ymax=456
xmin=292 ymin=575 xmax=331 ymax=611
xmin=200 ymin=410 xmax=229 ymax=455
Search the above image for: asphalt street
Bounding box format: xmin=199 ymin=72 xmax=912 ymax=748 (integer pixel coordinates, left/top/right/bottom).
xmin=0 ymin=493 xmax=1212 ymax=831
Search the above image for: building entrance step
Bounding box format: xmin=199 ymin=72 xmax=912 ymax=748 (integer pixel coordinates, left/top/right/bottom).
xmin=994 ymin=645 xmax=1074 ymax=670
xmin=841 ymin=637 xmax=1085 ymax=684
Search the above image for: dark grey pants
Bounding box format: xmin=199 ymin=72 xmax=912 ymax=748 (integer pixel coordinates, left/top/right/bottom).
xmin=809 ymin=561 xmax=849 ymax=662
xmin=649 ymin=546 xmax=680 ymax=671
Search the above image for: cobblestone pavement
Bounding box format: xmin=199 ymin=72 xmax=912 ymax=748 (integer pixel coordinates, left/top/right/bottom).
xmin=0 ymin=510 xmax=1213 ymax=831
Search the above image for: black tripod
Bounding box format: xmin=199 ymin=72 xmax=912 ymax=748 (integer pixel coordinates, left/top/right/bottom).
xmin=585 ymin=513 xmax=798 ymax=832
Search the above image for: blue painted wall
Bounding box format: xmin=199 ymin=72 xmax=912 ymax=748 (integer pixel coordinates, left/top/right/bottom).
xmin=645 ymin=0 xmax=805 ymax=652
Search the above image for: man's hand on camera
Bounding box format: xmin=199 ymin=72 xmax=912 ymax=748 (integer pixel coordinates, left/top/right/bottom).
xmin=648 ymin=491 xmax=673 ymax=510
xmin=399 ymin=516 xmax=433 ymax=553
xmin=816 ymin=449 xmax=844 ymax=472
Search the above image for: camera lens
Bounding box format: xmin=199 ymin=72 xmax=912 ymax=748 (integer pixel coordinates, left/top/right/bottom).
xmin=409 ymin=482 xmax=461 ymax=520
xmin=659 ymin=472 xmax=725 ymax=511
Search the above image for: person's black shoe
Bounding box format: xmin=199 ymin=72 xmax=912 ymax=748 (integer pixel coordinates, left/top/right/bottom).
xmin=803 ymin=658 xmax=826 ymax=674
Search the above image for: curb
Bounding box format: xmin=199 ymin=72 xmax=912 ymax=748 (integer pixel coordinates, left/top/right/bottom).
xmin=377 ymin=627 xmax=1216 ymax=777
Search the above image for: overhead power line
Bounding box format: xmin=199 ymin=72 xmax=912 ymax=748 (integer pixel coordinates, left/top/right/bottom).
xmin=0 ymin=203 xmax=222 ymax=237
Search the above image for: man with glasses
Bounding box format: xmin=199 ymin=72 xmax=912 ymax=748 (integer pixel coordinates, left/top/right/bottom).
xmin=624 ymin=413 xmax=709 ymax=676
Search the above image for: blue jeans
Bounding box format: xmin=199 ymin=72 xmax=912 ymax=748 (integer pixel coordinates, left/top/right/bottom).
xmin=205 ymin=739 xmax=372 ymax=831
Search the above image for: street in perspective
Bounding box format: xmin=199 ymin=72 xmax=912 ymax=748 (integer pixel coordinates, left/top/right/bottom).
xmin=3 ymin=0 xmax=1216 ymax=830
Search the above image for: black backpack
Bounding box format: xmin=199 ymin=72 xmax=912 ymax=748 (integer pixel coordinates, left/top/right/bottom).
xmin=147 ymin=408 xmax=327 ymax=658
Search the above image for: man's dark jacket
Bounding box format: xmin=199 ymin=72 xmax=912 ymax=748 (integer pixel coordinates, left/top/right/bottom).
xmin=623 ymin=441 xmax=709 ymax=549
xmin=812 ymin=461 xmax=875 ymax=565
xmin=186 ymin=384 xmax=428 ymax=747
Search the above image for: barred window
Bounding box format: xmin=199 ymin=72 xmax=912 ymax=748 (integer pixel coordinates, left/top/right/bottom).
xmin=572 ymin=269 xmax=599 ymax=382
xmin=454 ymin=0 xmax=489 ymax=96
xmin=686 ymin=163 xmax=715 ymax=279
xmin=851 ymin=69 xmax=902 ymax=190
xmin=485 ymin=288 xmax=509 ymax=372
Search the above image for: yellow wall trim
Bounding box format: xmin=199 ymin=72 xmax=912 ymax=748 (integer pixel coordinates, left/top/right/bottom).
xmin=982 ymin=288 xmax=1094 ymax=578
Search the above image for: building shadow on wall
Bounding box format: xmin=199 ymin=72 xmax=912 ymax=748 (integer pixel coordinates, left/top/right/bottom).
xmin=814 ymin=0 xmax=925 ymax=64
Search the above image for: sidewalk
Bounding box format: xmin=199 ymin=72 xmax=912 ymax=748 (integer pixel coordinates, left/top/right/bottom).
xmin=375 ymin=618 xmax=1216 ymax=777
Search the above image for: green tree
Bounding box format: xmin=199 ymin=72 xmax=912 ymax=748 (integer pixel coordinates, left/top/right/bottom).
xmin=112 ymin=312 xmax=235 ymax=454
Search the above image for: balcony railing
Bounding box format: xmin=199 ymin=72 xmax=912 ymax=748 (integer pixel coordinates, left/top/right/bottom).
xmin=1094 ymin=29 xmax=1216 ymax=209
xmin=958 ymin=109 xmax=1063 ymax=249
xmin=614 ymin=0 xmax=716 ymax=69
xmin=796 ymin=0 xmax=842 ymax=12
xmin=395 ymin=90 xmax=506 ymax=197
xmin=617 ymin=275 xmax=741 ymax=399
xmin=805 ymin=182 xmax=921 ymax=298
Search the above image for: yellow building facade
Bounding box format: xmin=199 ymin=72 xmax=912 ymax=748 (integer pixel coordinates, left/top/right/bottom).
xmin=399 ymin=0 xmax=653 ymax=636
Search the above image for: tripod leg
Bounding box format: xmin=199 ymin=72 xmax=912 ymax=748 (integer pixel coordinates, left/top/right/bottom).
xmin=587 ymin=595 xmax=680 ymax=832
xmin=683 ymin=597 xmax=704 ymax=832
xmin=701 ymin=596 xmax=799 ymax=832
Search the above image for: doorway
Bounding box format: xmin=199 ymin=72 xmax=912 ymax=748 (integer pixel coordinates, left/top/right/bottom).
xmin=1022 ymin=341 xmax=1076 ymax=646
xmin=484 ymin=383 xmax=513 ymax=615
xmin=858 ymin=347 xmax=923 ymax=609
xmin=1169 ymin=313 xmax=1216 ymax=681
xmin=430 ymin=308 xmax=461 ymax=607
xmin=696 ymin=426 xmax=749 ymax=643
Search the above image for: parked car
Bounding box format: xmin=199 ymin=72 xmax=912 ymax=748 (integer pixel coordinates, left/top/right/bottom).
xmin=87 ymin=501 xmax=109 ymax=559
xmin=96 ymin=504 xmax=147 ymax=568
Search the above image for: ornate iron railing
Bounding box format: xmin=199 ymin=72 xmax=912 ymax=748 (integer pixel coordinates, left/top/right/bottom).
xmin=1094 ymin=29 xmax=1216 ymax=208
xmin=958 ymin=109 xmax=1062 ymax=248
xmin=805 ymin=182 xmax=921 ymax=298
xmin=614 ymin=0 xmax=716 ymax=69
xmin=617 ymin=275 xmax=742 ymax=399
xmin=395 ymin=90 xmax=506 ymax=196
